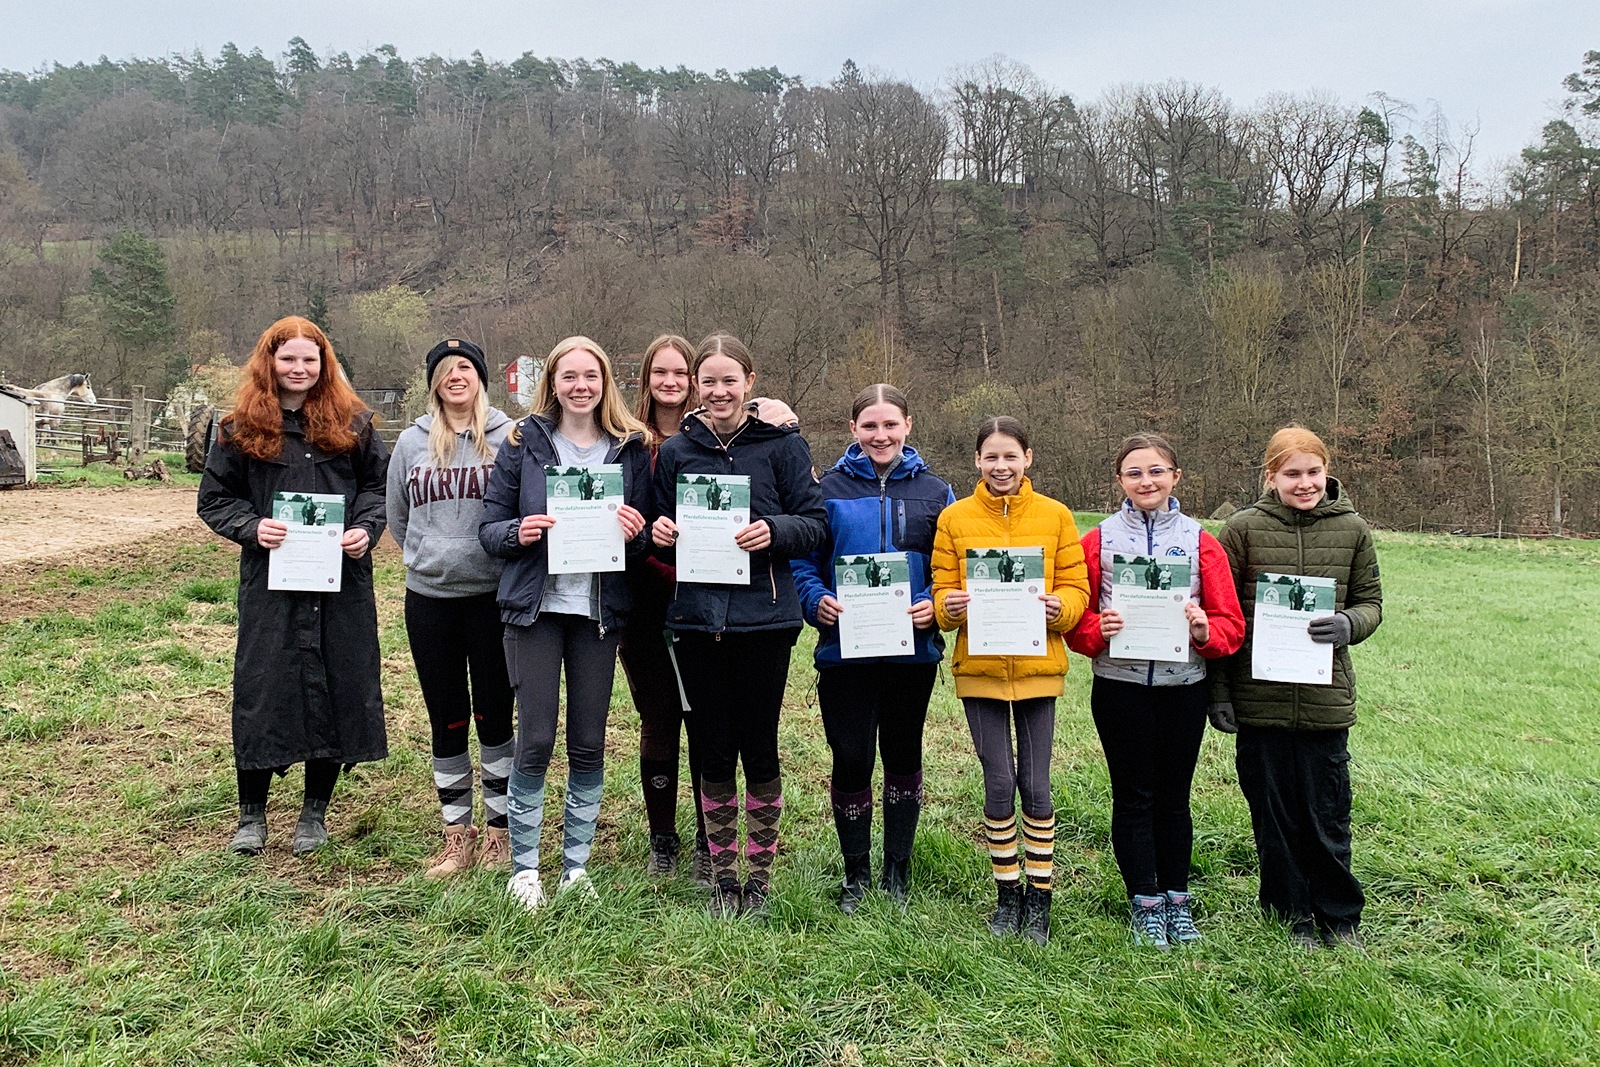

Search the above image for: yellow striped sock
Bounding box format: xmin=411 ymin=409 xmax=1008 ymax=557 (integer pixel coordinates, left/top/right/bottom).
xmin=1022 ymin=812 xmax=1055 ymax=891
xmin=984 ymin=813 xmax=1020 ymax=881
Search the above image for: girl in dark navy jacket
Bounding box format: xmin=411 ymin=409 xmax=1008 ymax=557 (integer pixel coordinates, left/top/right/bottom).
xmin=650 ymin=333 xmax=827 ymax=918
xmin=479 ymin=336 xmax=653 ymax=911
xmin=793 ymin=384 xmax=954 ymax=912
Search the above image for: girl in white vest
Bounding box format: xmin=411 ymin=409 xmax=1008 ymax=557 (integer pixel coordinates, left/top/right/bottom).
xmin=1067 ymin=433 xmax=1246 ymax=949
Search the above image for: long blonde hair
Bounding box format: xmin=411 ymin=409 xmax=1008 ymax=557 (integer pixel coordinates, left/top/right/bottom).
xmin=425 ymin=358 xmax=494 ymax=469
xmin=520 ymin=335 xmax=647 ymax=443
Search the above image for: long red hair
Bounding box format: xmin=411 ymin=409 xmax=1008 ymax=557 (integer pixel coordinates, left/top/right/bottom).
xmin=224 ymin=316 xmax=367 ymax=461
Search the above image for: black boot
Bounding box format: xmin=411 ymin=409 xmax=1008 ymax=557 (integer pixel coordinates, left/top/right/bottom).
xmin=292 ymin=798 xmax=330 ymax=856
xmin=647 ymin=831 xmax=681 ymax=877
xmin=987 ymin=880 xmax=1024 ymax=937
xmin=880 ymin=854 xmax=910 ymax=908
xmin=1021 ymin=884 xmax=1052 ymax=946
xmin=230 ymin=803 xmax=267 ymax=855
xmin=838 ymin=852 xmax=871 ymax=915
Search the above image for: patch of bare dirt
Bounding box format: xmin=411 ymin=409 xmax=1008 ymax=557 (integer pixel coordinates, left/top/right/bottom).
xmin=0 ymin=484 xmax=205 ymax=566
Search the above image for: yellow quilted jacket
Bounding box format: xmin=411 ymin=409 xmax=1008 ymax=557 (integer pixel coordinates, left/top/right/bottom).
xmin=931 ymin=478 xmax=1089 ymax=700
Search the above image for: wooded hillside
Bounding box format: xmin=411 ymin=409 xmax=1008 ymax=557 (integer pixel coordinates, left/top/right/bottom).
xmin=1 ymin=44 xmax=1597 ymax=531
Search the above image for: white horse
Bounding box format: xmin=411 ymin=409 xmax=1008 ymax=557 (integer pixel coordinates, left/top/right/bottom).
xmin=14 ymin=373 xmax=97 ymax=437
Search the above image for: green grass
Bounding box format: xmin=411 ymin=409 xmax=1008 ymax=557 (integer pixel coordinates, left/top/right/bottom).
xmin=38 ymin=452 xmax=201 ymax=488
xmin=1 ymin=531 xmax=1597 ymax=1065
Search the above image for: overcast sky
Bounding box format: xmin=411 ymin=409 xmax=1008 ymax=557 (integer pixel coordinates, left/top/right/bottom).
xmin=6 ymin=1 xmax=1596 ymax=175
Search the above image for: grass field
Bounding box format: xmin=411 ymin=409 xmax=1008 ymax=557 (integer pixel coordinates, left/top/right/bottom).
xmin=1 ymin=525 xmax=1598 ymax=1065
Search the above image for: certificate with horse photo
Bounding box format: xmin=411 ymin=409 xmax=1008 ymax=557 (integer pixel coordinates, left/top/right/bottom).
xmin=834 ymin=552 xmax=915 ymax=659
xmin=545 ymin=464 xmax=627 ymax=574
xmin=267 ymin=491 xmax=346 ymax=592
xmin=965 ymin=546 xmax=1047 ymax=657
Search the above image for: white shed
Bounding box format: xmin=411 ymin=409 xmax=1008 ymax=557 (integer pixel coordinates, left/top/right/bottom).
xmin=0 ymin=388 xmax=39 ymax=484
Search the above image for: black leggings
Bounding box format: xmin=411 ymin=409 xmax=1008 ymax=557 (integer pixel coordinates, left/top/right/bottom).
xmin=404 ymin=589 xmax=514 ymax=756
xmin=675 ymin=629 xmax=797 ymax=784
xmin=504 ymin=613 xmax=620 ymax=777
xmin=962 ymin=696 xmax=1056 ymax=819
xmin=237 ymin=761 xmax=339 ymax=806
xmin=818 ymin=662 xmax=935 ymax=792
xmin=1090 ymin=674 xmax=1208 ymax=897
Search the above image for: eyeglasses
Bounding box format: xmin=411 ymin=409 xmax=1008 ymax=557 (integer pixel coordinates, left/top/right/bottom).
xmin=1119 ymin=466 xmax=1172 ymax=481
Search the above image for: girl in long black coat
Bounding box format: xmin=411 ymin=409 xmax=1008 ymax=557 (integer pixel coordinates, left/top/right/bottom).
xmin=197 ymin=315 xmax=389 ymax=857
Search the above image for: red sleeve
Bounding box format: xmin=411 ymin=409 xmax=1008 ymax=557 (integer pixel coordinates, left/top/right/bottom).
xmin=1195 ymin=530 xmax=1245 ymax=658
xmin=1065 ymin=527 xmax=1108 ymax=659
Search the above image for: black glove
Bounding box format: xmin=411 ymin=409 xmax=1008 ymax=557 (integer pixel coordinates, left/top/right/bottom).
xmin=1307 ymin=611 xmax=1352 ymax=647
xmin=1207 ymin=702 xmax=1237 ymax=734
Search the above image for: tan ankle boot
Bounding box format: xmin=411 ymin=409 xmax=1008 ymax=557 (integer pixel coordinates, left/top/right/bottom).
xmin=426 ymin=824 xmax=478 ymax=879
xmin=476 ymin=826 xmax=511 ymax=872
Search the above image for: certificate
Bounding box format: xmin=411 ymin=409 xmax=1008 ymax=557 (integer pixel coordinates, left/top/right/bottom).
xmin=834 ymin=553 xmax=916 ymax=659
xmin=545 ymin=464 xmax=626 ymax=574
xmin=965 ymin=546 xmax=1047 ymax=657
xmin=676 ymin=474 xmax=751 ymax=585
xmin=1108 ymin=552 xmax=1192 ymax=662
xmin=267 ymin=491 xmax=346 ymax=592
xmin=1250 ymin=572 xmax=1337 ymax=684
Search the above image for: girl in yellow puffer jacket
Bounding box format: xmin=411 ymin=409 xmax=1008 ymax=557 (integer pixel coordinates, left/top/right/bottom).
xmin=931 ymin=416 xmax=1090 ymax=945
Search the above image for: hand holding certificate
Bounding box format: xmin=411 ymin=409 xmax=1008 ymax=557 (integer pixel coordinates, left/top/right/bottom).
xmin=1107 ymin=553 xmax=1192 ymax=662
xmin=965 ymin=546 xmax=1048 ymax=656
xmin=545 ymin=464 xmax=627 ymax=574
xmin=267 ymin=491 xmax=346 ymax=592
xmin=1250 ymin=573 xmax=1337 ymax=684
xmin=675 ymin=474 xmax=752 ymax=585
xmin=834 ymin=553 xmax=916 ymax=659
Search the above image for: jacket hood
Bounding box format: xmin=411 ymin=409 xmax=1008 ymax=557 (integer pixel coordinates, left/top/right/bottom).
xmin=677 ymin=411 xmax=799 ymax=449
xmin=1114 ymin=495 xmax=1184 ymax=530
xmin=829 ymin=443 xmax=931 ymax=481
xmin=1252 ymin=476 xmax=1354 ymax=524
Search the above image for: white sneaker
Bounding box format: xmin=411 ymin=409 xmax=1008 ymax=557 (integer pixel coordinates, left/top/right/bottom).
xmin=507 ymin=869 xmax=545 ymax=911
xmin=558 ymin=867 xmax=598 ymax=899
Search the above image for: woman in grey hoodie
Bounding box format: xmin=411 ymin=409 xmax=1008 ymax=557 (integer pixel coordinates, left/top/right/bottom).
xmin=387 ymin=338 xmax=517 ymax=878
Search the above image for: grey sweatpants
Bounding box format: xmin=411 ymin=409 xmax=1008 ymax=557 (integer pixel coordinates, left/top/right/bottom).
xmin=962 ymin=696 xmax=1056 ymax=820
xmin=504 ymin=613 xmax=621 ymax=776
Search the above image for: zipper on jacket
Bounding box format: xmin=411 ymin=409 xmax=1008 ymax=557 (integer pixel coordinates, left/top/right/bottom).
xmin=596 ymin=572 xmax=606 ymax=639
xmin=1294 ymin=520 xmax=1304 ymax=728
xmin=1145 ymin=510 xmax=1156 ymax=687
xmin=879 ymin=474 xmax=890 ymax=553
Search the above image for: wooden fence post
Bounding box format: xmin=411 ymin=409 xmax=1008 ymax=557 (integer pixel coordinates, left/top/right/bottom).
xmin=131 ymin=387 xmax=149 ymax=460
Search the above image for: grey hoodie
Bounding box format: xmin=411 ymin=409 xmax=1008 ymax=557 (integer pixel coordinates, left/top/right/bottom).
xmin=386 ymin=408 xmax=515 ymax=597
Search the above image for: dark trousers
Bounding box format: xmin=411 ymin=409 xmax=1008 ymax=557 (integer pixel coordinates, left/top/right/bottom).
xmin=504 ymin=613 xmax=620 ymax=776
xmin=405 ymin=589 xmax=514 ymax=756
xmin=1235 ymin=724 xmax=1365 ymax=933
xmin=1090 ymin=675 xmax=1208 ymax=897
xmin=818 ymin=662 xmax=936 ymax=791
xmin=675 ymin=629 xmax=797 ymax=785
xmin=619 ymin=609 xmax=705 ymax=842
xmin=962 ymin=696 xmax=1056 ymax=820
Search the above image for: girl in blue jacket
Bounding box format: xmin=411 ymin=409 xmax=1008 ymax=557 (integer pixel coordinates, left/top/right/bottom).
xmin=793 ymin=384 xmax=954 ymax=911
xmin=479 ymin=336 xmax=653 ymax=911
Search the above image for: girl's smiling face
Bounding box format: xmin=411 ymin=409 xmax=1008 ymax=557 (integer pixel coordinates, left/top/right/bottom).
xmin=1118 ymin=446 xmax=1181 ymax=512
xmin=552 ymin=348 xmax=604 ymax=419
xmin=1271 ymin=450 xmax=1328 ymax=511
xmin=851 ymin=401 xmax=911 ymax=471
xmin=648 ymin=346 xmax=691 ymax=409
xmin=435 ymin=356 xmax=481 ymax=409
xmin=695 ymin=353 xmax=754 ymax=427
xmin=975 ymin=432 xmax=1032 ymax=496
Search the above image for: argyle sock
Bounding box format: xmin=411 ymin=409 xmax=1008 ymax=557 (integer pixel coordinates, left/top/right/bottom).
xmin=507 ymin=767 xmax=547 ymax=875
xmin=433 ymin=752 xmax=474 ymax=827
xmin=699 ymin=778 xmax=740 ymax=884
xmin=745 ymin=777 xmax=784 ymax=886
xmin=479 ymin=741 xmax=513 ymax=830
xmin=561 ymin=768 xmax=605 ymax=873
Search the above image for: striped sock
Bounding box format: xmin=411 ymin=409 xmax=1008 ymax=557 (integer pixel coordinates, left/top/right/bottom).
xmin=507 ymin=767 xmax=546 ymax=875
xmin=984 ymin=812 xmax=1020 ymax=883
xmin=699 ymin=779 xmax=740 ymax=884
xmin=1022 ymin=811 xmax=1056 ymax=891
xmin=480 ymin=741 xmax=513 ymax=830
xmin=745 ymin=777 xmax=783 ymax=885
xmin=433 ymin=752 xmax=474 ymax=827
xmin=561 ymin=768 xmax=605 ymax=873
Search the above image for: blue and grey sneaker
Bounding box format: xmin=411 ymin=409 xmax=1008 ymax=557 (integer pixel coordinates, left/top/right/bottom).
xmin=1164 ymin=890 xmax=1202 ymax=945
xmin=1131 ymin=894 xmax=1170 ymax=951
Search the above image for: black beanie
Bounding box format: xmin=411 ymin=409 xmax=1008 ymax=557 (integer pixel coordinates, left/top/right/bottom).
xmin=425 ymin=337 xmax=490 ymax=387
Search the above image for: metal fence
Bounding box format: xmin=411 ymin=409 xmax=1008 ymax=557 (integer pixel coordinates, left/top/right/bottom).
xmin=33 ymin=388 xmax=185 ymax=474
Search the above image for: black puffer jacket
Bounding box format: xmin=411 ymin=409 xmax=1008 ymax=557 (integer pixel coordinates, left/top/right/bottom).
xmin=651 ymin=414 xmax=827 ymax=633
xmin=478 ymin=414 xmax=653 ymax=633
xmin=1208 ymin=478 xmax=1384 ymax=730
